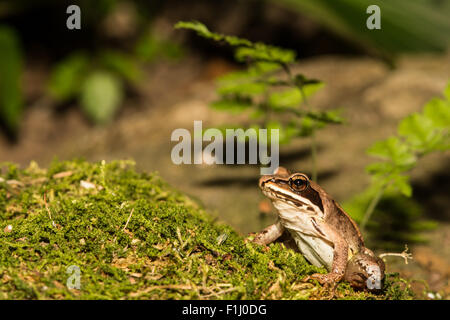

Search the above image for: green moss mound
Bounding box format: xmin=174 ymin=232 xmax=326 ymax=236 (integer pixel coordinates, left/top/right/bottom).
xmin=0 ymin=160 xmax=413 ymax=299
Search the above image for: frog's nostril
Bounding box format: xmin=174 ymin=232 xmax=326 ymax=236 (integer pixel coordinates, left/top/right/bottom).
xmin=258 ymin=176 xmax=273 ymax=188
xmin=258 ymin=177 xmax=267 ymax=188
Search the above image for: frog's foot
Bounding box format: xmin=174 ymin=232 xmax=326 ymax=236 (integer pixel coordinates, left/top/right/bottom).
xmin=243 ymin=233 xmax=266 ymax=250
xmin=303 ymin=273 xmax=341 ymax=287
xmin=245 ymin=234 xmax=270 ymax=252
xmin=244 ymin=232 xmax=257 ymax=244
xmin=247 ymin=222 xmax=284 ymax=246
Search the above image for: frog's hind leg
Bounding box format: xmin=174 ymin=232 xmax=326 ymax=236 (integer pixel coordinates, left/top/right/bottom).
xmin=251 ymin=221 xmax=284 ymax=245
xmin=303 ymin=222 xmax=348 ymax=286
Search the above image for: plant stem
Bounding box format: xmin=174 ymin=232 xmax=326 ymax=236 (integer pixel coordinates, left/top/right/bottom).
xmin=280 ymin=62 xmax=294 ymax=83
xmin=299 ymin=86 xmax=309 ymax=108
xmin=281 ymin=62 xmax=318 ymax=181
xmin=360 ymin=185 xmax=386 ymax=232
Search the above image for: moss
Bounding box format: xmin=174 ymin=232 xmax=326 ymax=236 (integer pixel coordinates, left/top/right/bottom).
xmin=0 ymin=159 xmax=414 ymax=300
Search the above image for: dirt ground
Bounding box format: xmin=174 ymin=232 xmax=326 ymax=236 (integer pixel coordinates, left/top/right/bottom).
xmin=1 ymin=50 xmax=449 ymax=298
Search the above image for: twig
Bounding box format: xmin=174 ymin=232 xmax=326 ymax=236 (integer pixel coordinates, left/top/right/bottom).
xmin=43 ymin=194 xmax=56 ymax=228
xmin=122 ymin=208 xmax=134 ymax=231
xmin=113 ymin=207 xmax=135 ymax=243
xmin=201 ymin=287 xmax=237 ymax=298
xmin=379 ymin=245 xmax=413 ymax=265
xmin=52 ymin=171 xmax=73 ymax=179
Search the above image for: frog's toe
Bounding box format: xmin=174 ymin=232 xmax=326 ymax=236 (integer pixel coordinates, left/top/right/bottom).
xmin=244 ymin=233 xmax=256 ymax=243
xmin=304 ymin=273 xmax=340 ymax=286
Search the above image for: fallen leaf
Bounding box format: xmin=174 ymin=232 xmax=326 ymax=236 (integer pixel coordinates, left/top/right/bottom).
xmin=80 ymin=180 xmax=96 ymax=189
xmin=52 ymin=171 xmax=73 ymax=179
xmin=129 ymin=272 xmax=142 ymax=278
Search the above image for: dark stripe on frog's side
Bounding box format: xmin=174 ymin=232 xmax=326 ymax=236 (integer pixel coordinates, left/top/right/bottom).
xmin=311 ymin=218 xmax=326 ymax=237
xmin=308 ymin=180 xmax=365 ymax=253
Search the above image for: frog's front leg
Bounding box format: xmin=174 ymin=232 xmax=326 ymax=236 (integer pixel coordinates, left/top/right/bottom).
xmin=251 ymin=221 xmax=285 ymax=245
xmin=305 ymin=224 xmax=348 ymax=286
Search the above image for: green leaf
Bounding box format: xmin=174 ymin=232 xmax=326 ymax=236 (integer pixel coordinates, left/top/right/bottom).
xmin=213 ymin=124 xmax=260 ymax=143
xmin=269 ymin=88 xmax=302 ymax=109
xmin=284 ymin=121 xmax=301 ymax=142
xmin=100 ymin=50 xmax=141 ymax=83
xmin=297 ymin=117 xmax=317 ymax=137
xmin=282 ymin=0 xmax=450 ymax=54
xmin=294 ymin=74 xmax=322 ymax=86
xmin=342 ymin=189 xmax=376 ymax=223
xmin=80 ymin=71 xmax=124 ymax=125
xmin=266 ymin=121 xmax=294 ymax=145
xmin=175 ymin=21 xmax=252 ymax=47
xmin=135 ymin=34 xmax=160 ymax=61
xmin=389 ymin=174 xmax=413 ymax=197
xmin=235 ymin=45 xmax=296 ymax=65
xmin=398 ymin=113 xmax=440 ymax=151
xmin=215 ymin=62 xmax=281 ymax=98
xmin=268 ymin=83 xmax=324 ymax=110
xmin=175 ymin=21 xmax=295 ymax=65
xmin=411 ymin=220 xmax=438 ymax=232
xmin=216 ymin=62 xmax=279 ymax=85
xmin=299 ymin=81 xmax=324 ymax=99
xmin=48 ymin=52 xmax=89 ymax=101
xmin=135 ymin=33 xmax=184 ymax=62
xmin=367 ymin=137 xmax=416 ymax=168
xmin=249 ymin=109 xmax=265 ymax=119
xmin=444 ymin=82 xmax=450 ymax=101
xmin=250 ymin=61 xmax=281 ymax=75
xmin=423 ymin=97 xmax=450 ymax=128
xmin=308 ymin=110 xmax=344 ymax=124
xmin=217 ymin=81 xmax=266 ymax=97
xmin=0 ymin=26 xmax=23 ymax=136
xmin=210 ymin=98 xmax=252 ymax=114
xmin=365 ymin=162 xmax=397 ymax=176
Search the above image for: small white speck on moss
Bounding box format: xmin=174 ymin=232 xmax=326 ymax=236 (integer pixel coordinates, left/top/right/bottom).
xmin=80 ymin=180 xmax=96 ymax=189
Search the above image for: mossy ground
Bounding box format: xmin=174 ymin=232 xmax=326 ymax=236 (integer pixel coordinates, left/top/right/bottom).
xmin=0 ymin=160 xmax=414 ymax=299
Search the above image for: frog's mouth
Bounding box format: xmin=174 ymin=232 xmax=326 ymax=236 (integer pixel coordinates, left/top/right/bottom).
xmin=259 ymin=178 xmax=324 ymax=218
xmin=261 ymin=185 xmax=310 ymax=210
xmin=260 ymin=178 xmax=294 ymax=201
xmin=259 ymin=177 xmax=299 ymax=202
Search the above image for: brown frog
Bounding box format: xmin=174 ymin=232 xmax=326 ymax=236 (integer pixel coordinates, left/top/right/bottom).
xmin=252 ymin=167 xmax=385 ymax=291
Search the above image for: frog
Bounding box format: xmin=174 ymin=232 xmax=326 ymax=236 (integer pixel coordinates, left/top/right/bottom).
xmin=252 ymin=166 xmax=385 ymax=291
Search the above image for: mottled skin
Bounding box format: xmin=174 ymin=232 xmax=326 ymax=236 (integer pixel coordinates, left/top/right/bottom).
xmin=253 ymin=167 xmax=385 ymax=291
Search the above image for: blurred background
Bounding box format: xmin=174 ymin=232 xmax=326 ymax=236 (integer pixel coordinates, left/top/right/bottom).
xmin=0 ymin=0 xmax=449 ymax=297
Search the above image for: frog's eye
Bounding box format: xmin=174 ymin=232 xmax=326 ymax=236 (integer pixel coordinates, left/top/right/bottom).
xmin=289 ymin=175 xmax=309 ymax=192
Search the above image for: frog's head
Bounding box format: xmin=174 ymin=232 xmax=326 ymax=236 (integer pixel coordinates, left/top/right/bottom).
xmin=258 ymin=167 xmax=324 ymax=214
xmin=345 ymin=250 xmax=386 ymax=292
